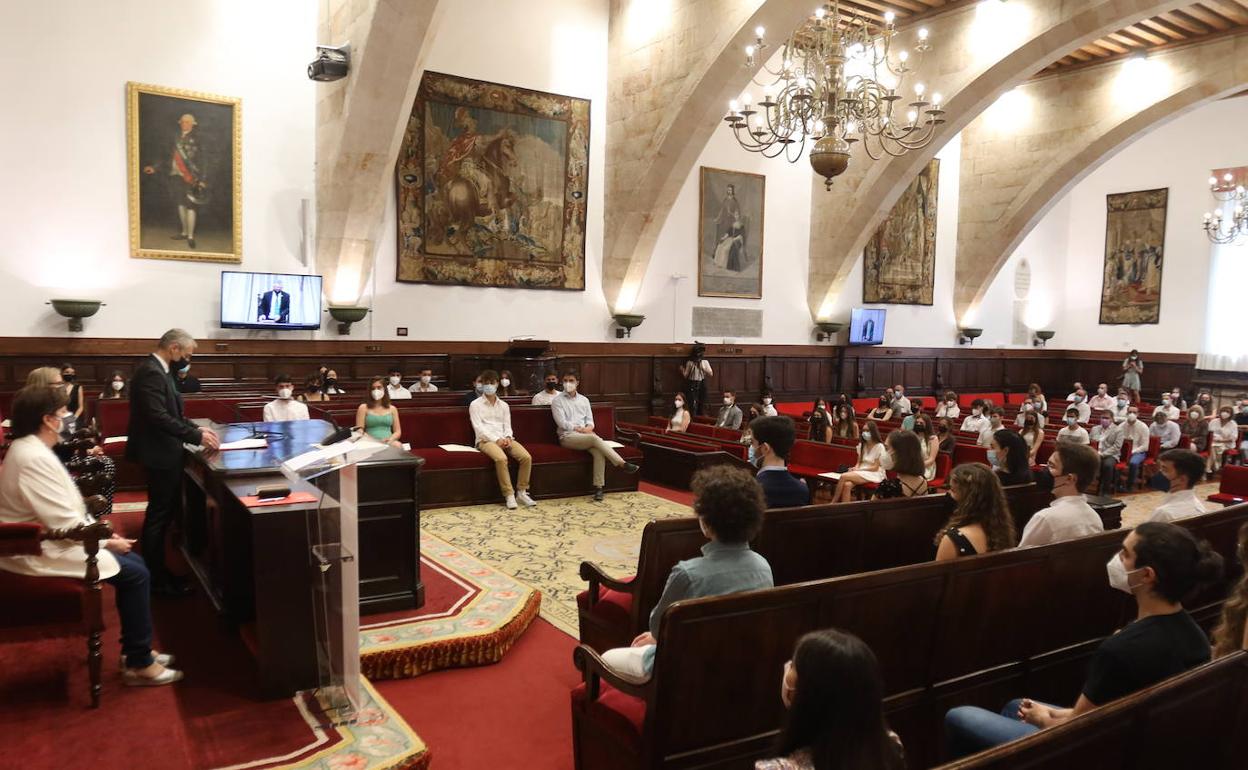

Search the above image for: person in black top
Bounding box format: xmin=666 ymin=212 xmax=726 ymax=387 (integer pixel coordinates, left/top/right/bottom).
xmin=944 ymin=521 xmax=1222 ymax=757
xmin=175 ymin=362 xmax=202 ymax=393
xmin=808 ymin=398 xmax=831 ymax=443
xmin=59 ymin=363 xmax=85 ymax=424
xmin=750 ymin=416 xmax=811 ymax=509
xmin=991 ymin=429 xmax=1033 ymax=486
xmin=934 ymin=463 xmax=1017 ymax=561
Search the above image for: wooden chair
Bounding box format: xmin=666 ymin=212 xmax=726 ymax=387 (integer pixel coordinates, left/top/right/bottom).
xmin=0 ymin=497 xmax=111 ymax=707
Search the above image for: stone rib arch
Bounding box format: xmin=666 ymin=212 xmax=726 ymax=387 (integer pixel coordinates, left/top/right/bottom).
xmin=954 ymin=33 xmax=1248 ymax=320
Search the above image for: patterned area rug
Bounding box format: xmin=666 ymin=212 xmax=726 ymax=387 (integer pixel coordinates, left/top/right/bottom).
xmin=1119 ymin=481 xmax=1220 ymax=527
xmin=420 ymin=491 xmax=694 ymax=635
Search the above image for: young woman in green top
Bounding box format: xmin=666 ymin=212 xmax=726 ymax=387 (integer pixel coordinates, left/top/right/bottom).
xmin=355 ymin=376 xmax=403 ymax=447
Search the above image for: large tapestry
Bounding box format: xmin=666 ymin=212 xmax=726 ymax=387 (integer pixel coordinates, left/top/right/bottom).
xmin=698 ymin=167 xmax=765 ymax=299
xmin=395 ymin=71 xmax=590 ymax=291
xmin=1100 ymin=188 xmax=1167 ymax=325
xmin=863 ymin=159 xmax=939 ymax=305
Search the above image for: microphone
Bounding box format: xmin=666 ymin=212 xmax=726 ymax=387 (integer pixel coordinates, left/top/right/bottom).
xmin=228 ymin=400 xmax=283 ymax=440
xmin=305 ymin=402 xmax=357 ymax=445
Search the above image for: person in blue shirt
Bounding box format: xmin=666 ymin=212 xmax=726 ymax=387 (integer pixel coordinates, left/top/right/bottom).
xmin=751 ymin=415 xmax=812 ymax=508
xmin=600 ymin=465 xmax=773 ymax=678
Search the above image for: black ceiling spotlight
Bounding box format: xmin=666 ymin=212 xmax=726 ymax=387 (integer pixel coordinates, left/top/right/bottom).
xmin=308 ymin=44 xmax=351 ymax=82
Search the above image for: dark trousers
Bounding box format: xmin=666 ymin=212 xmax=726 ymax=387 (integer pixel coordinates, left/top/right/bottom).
xmin=106 ymin=551 xmax=154 ymax=668
xmin=141 ymin=464 xmax=183 ymax=583
xmin=1099 ymin=454 xmax=1120 ymax=494
xmin=684 ymin=379 xmax=708 ymax=416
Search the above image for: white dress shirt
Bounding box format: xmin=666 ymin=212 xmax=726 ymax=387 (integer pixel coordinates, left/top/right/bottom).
xmin=760 ymin=403 xmax=778 ymax=417
xmin=1018 ymin=495 xmax=1104 ymax=548
xmin=469 ymin=396 xmax=513 ymax=443
xmin=936 ymin=403 xmax=960 ymax=420
xmin=1089 ymin=393 xmax=1115 ymax=410
xmin=978 ymin=422 xmax=1001 ymax=447
xmin=551 ymin=391 xmax=595 ymax=438
xmin=531 ymin=389 xmax=558 ymax=406
xmin=1211 ymin=417 xmax=1239 ymax=447
xmin=1071 ymin=401 xmax=1091 ymax=422
xmin=263 ymin=398 xmax=309 ymax=422
xmin=413 ymin=382 xmax=439 ymax=392
xmin=387 ymin=384 xmax=412 ymax=400
xmin=1149 ymin=489 xmax=1207 ymax=524
xmin=961 ymin=413 xmax=989 ymax=434
xmin=1150 ymin=420 xmax=1181 ymax=450
xmin=1122 ymin=419 xmax=1151 ymax=453
xmin=1057 ymin=425 xmax=1090 ymax=445
xmin=0 ymin=435 xmax=119 ymax=580
xmin=892 ymin=396 xmax=912 ymax=415
xmin=1152 ymin=404 xmax=1180 ymax=421
xmin=1109 ymin=401 xmax=1131 ymax=423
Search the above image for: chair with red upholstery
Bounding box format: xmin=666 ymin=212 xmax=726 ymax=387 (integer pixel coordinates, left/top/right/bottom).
xmin=0 ymin=507 xmax=111 ymax=707
xmin=930 ymin=451 xmax=953 ymax=489
xmin=1208 ymin=464 xmax=1248 ymax=506
xmin=1138 ymin=435 xmax=1163 ymax=488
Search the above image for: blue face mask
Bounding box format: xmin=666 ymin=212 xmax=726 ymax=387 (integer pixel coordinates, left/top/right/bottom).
xmin=475 ymin=383 xmax=484 ymax=394
xmin=482 ymin=384 xmax=497 ymax=396
xmin=987 ymin=449 xmax=999 ymax=467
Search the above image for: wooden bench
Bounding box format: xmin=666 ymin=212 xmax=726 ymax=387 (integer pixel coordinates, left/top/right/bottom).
xmin=569 ymin=503 xmax=1247 ymax=770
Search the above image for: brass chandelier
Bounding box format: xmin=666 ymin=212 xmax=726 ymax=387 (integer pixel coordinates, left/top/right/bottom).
xmin=724 ymin=2 xmax=946 ymax=189
xmin=1203 ymin=172 xmax=1247 ymax=244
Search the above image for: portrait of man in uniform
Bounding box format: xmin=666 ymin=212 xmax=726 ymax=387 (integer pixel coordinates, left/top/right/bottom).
xmin=127 ymin=82 xmax=241 ymax=263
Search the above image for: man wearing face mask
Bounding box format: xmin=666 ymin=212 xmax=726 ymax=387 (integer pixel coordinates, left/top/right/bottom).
xmin=1090 ymin=415 xmax=1112 ymax=444
xmin=470 ymin=370 xmax=534 ymax=510
xmin=945 ymin=523 xmax=1220 ymax=757
xmin=126 ymin=329 xmax=220 ymax=597
xmin=1069 ymin=389 xmax=1091 ymax=423
xmin=413 ymin=367 xmax=438 ymax=393
xmin=530 ymin=371 xmax=561 ymax=407
xmin=1064 ymin=382 xmax=1084 ymax=403
xmin=1151 ymin=396 xmax=1179 ymax=421
xmin=1150 ymin=410 xmax=1181 ymax=451
xmin=1088 ymin=383 xmax=1115 ymax=411
xmin=386 ymin=367 xmax=412 ymax=400
xmin=715 ymin=390 xmax=743 ymax=430
xmin=174 ymin=362 xmax=202 ymax=394
xmin=750 ymin=416 xmax=810 ymax=508
xmin=976 ymin=406 xmax=1004 ymax=448
xmin=890 ymin=384 xmax=911 ymax=416
xmin=1148 ymin=450 xmax=1207 ymax=523
xmin=960 ymin=399 xmax=989 ymax=436
xmin=1056 ymin=408 xmax=1089 ymax=446
xmin=262 ymin=374 xmax=309 ymax=422
xmin=551 ymin=372 xmax=638 ymax=501
xmin=1120 ymin=406 xmax=1152 ymax=491
xmin=1109 ymin=391 xmax=1131 ymax=424
xmin=1017 ymin=443 xmax=1103 ymax=548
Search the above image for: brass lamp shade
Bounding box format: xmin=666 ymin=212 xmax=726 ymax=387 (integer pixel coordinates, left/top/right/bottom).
xmin=809 ymin=135 xmax=851 ymax=190
xmin=48 ymin=299 xmax=104 ymax=332
xmin=327 ymin=306 xmax=369 ymax=335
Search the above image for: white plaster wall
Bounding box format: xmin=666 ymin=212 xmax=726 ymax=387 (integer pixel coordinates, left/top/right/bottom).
xmin=0 ymin=0 xmax=316 ymax=340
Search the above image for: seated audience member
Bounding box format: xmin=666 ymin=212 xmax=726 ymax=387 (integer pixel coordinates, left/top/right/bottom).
xmin=936 ymin=418 xmax=957 ymax=453
xmin=807 ymin=399 xmax=831 ymax=443
xmin=1194 ymin=390 xmax=1215 ymax=415
xmin=945 ymin=523 xmax=1221 ymax=757
xmin=1089 ymin=415 xmax=1111 ymax=444
xmin=759 ymin=389 xmax=778 ymax=417
xmin=263 ymin=375 xmax=310 ymax=422
xmin=755 ymin=629 xmax=905 ymax=770
xmin=1168 ymin=387 xmax=1187 ymax=411
xmin=1057 ymin=408 xmax=1090 ymax=446
xmin=935 ymin=391 xmax=960 ymax=420
xmin=1088 ymin=383 xmax=1115 ymax=411
xmin=386 ymin=367 xmax=412 ymax=400
xmin=356 ymin=378 xmax=402 ymax=448
xmin=835 ymin=421 xmax=887 ymax=503
xmin=1070 ymin=389 xmax=1091 ymax=423
xmin=1180 ymin=406 xmax=1207 ymax=455
xmin=1209 ymin=406 xmax=1239 ymax=473
xmin=552 ymin=372 xmax=639 ymax=502
xmin=911 ymin=415 xmax=940 ymax=479
xmin=900 ymin=401 xmax=924 ymax=431
xmin=667 ymin=392 xmax=691 ymax=433
xmin=497 ymin=369 xmax=519 ymax=396
xmin=413 ymin=367 xmax=438 ymax=393
xmin=991 ymin=429 xmax=1034 ymax=487
xmin=1065 ymin=381 xmax=1084 ymax=402
xmin=26 ymin=367 xmax=116 ymax=513
xmin=831 ymin=404 xmax=859 ymax=440
xmin=1149 ymin=449 xmax=1207 ymax=523
xmin=531 ymin=371 xmax=561 ymax=406
xmin=1212 ymin=522 xmax=1248 ymax=657
xmin=715 ymin=391 xmax=743 ymax=430
xmin=960 ymin=399 xmax=989 ymax=437
xmin=866 ymin=395 xmax=893 ymax=422
xmin=463 ymin=374 xmax=484 ymax=405
xmin=102 ymin=370 xmax=128 ymax=400
xmin=1153 ymin=395 xmax=1180 ymax=421
xmin=300 ymin=374 xmax=329 ymax=403
xmin=935 ymin=463 xmax=1018 ymax=560
xmin=601 ymin=465 xmax=772 ymax=678
xmin=174 ymin=361 xmax=201 ymax=394
xmin=1017 ymin=443 xmax=1102 ymax=547
xmin=323 ymin=369 xmax=345 ymax=396
xmin=0 ymin=386 xmax=182 ymax=686
xmin=1028 ymin=383 xmax=1048 ymax=415
xmin=1151 ymin=410 xmax=1181 ymax=452
xmin=1121 ymin=406 xmax=1152 ymax=490
xmin=1096 ymin=417 xmax=1128 ymax=494
xmin=1014 ymin=397 xmax=1045 ymax=429
xmin=470 ymin=370 xmax=535 ymax=510
xmin=60 ymin=363 xmax=85 ymax=422
xmin=890 ymin=384 xmax=912 ymax=416
xmin=751 ymin=415 xmax=811 ymax=509
xmin=1019 ymin=413 xmax=1044 ymax=465
xmin=1109 ymin=390 xmax=1132 ymax=423
xmin=874 ymin=429 xmax=928 ymax=499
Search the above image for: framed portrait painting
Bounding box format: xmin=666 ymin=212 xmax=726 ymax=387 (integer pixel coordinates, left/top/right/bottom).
xmin=698 ymin=167 xmax=764 ymax=299
xmin=395 ymin=71 xmax=590 ymax=290
xmin=863 ymin=159 xmax=938 ymax=305
xmin=1099 ymin=188 xmax=1167 ymax=325
xmin=127 ymin=82 xmax=242 ymax=263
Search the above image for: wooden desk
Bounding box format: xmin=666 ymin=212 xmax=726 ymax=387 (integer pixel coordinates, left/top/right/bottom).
xmin=180 ymin=420 xmax=423 ymax=697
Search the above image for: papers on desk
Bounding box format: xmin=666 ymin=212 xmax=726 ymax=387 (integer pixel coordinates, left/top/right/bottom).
xmin=238 ymin=491 xmax=319 ymax=508
xmin=102 ymin=436 xmax=127 ymax=445
xmin=439 ymin=444 xmax=481 ymax=453
xmin=818 ymin=471 xmax=842 ymax=481
xmin=281 ymin=438 xmax=389 ymax=480
xmin=219 ymin=438 xmax=268 ymax=451
xmin=603 ymin=440 xmax=625 ymax=449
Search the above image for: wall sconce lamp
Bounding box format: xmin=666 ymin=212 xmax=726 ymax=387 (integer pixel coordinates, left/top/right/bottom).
xmin=957 ymin=327 xmax=983 ymax=346
xmin=327 ymin=305 xmax=370 ymax=335
xmin=48 ymin=299 xmax=105 ymax=332
xmin=1033 ymin=329 xmax=1056 ymax=347
xmin=613 ymin=313 xmax=645 ymax=338
xmin=814 ymin=321 xmax=844 ymax=342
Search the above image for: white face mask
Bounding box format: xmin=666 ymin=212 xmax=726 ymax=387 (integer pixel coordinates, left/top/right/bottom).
xmin=500 ymin=378 xmax=510 ymax=388
xmin=277 ymin=387 xmax=293 ymax=400
xmin=371 ymin=388 xmax=385 ymax=401
xmin=723 ymin=397 xmax=733 ymax=405
xmin=1065 ymin=417 xmax=1076 ymax=425
xmin=1098 ymin=388 xmax=1107 ymax=395
xmin=675 ymin=400 xmax=684 ymax=408
xmin=1023 ymin=404 xmax=1033 ymax=412
xmin=563 ymin=381 xmax=577 ymax=393
xmin=111 ymin=381 xmax=124 ymax=391
xmin=389 ymin=376 xmax=401 ymax=386
xmin=972 ymin=408 xmax=982 ymax=416
xmin=1162 ymin=399 xmax=1171 ymax=406
xmin=763 ymin=397 xmax=772 ymax=405
xmin=1126 ymin=413 xmax=1138 ymax=423
xmin=420 ymin=375 xmax=431 ymax=384
xmin=1106 ymin=553 xmax=1142 ymax=594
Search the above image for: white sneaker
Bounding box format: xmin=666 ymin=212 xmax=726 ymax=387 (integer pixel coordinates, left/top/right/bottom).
xmin=516 ymin=490 xmax=537 ymax=507
xmin=505 ymin=494 xmax=518 ymax=510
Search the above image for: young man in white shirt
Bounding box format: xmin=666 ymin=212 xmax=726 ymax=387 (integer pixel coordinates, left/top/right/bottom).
xmin=1070 ymin=389 xmax=1091 ymax=423
xmin=1152 ymin=397 xmax=1180 ymax=421
xmin=262 ymin=375 xmax=310 ymax=422
xmin=1121 ymin=407 xmax=1152 ymax=491
xmin=1057 ymin=408 xmax=1090 ymax=445
xmin=961 ymin=399 xmax=990 ymax=436
xmin=412 ymin=367 xmax=438 ymax=393
xmin=935 ymin=392 xmax=960 ymax=420
xmin=551 ymin=372 xmax=638 ymax=501
xmin=891 ymin=384 xmax=912 ymax=416
xmin=1150 ymin=411 xmax=1181 ymax=451
xmin=1089 ymin=416 xmax=1112 ymax=444
xmin=1149 ymin=449 xmax=1208 ymax=523
xmin=386 ymin=368 xmax=412 ymax=400
xmin=1108 ymin=391 xmax=1132 ymax=424
xmin=1088 ymin=383 xmax=1115 ymax=411
xmin=1018 ymin=443 xmax=1104 ymax=548
xmin=469 ymin=370 xmax=535 ymax=510
xmin=976 ymin=406 xmax=1004 ymax=448
xmin=530 ymin=371 xmax=560 ymax=406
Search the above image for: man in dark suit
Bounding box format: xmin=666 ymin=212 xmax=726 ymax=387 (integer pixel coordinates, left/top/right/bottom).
xmin=126 ymin=329 xmax=220 ymax=596
xmin=749 ymin=415 xmax=811 ymax=509
xmin=257 ymin=281 xmax=291 ymax=324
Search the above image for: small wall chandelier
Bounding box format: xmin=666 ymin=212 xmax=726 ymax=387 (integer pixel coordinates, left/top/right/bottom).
xmin=723 ymin=2 xmax=946 ymax=189
xmin=1203 ymin=171 xmax=1247 ymax=244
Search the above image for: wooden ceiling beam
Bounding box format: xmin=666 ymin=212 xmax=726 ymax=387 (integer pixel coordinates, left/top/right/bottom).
xmin=1105 ymin=31 xmax=1148 ymax=49
xmin=1091 ymin=37 xmax=1131 ymax=54
xmin=1120 ymin=24 xmax=1167 ymax=46
xmin=1159 ymin=9 xmax=1212 ymax=34
xmin=1180 ymin=4 xmax=1233 ymax=29
xmin=1137 ymin=16 xmax=1190 ymax=40
xmin=1193 ymin=1 xmax=1248 ymax=25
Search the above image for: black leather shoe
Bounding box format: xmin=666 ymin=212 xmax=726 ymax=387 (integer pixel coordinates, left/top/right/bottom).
xmin=592 ymin=488 xmax=605 ymax=502
xmin=622 ymin=462 xmax=639 ymax=474
xmin=187 ymin=238 xmax=197 ymax=249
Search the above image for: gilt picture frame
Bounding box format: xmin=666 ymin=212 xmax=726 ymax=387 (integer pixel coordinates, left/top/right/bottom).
xmin=697 ymin=167 xmax=765 ymax=299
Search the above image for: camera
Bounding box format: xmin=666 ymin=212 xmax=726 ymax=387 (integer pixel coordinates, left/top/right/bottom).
xmin=307 ymin=44 xmax=350 ymax=82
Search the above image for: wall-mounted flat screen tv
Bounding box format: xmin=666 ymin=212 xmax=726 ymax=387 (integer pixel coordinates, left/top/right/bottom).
xmin=849 ymin=307 xmax=886 ymax=346
xmin=220 ymin=271 xmax=322 ymax=330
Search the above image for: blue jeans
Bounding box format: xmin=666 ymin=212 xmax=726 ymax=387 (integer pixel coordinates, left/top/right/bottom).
xmin=1125 ymin=451 xmax=1147 ymax=489
xmin=945 ymin=699 xmax=1045 ymax=759
xmin=105 ymin=550 xmax=155 ymax=668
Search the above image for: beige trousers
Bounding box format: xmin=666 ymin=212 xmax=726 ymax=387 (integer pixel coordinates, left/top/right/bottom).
xmin=477 ymin=439 xmax=532 ymax=496
xmin=560 ymin=432 xmax=624 ymax=487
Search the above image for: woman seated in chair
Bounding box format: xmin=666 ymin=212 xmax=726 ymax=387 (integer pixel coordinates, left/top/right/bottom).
xmin=100 ymin=370 xmax=128 ymax=400
xmin=934 ymin=464 xmax=1018 ymax=560
xmin=667 ymin=392 xmax=691 ymax=433
xmin=27 ymin=366 xmax=116 ymax=516
xmin=0 ymin=385 xmax=181 ymax=685
xmin=874 ymin=429 xmax=928 ymax=500
xmin=356 ymin=377 xmax=403 ymax=448
xmin=834 ymin=421 xmax=886 ymax=502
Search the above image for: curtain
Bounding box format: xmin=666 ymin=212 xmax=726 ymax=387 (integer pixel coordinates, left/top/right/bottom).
xmin=1198 ymin=197 xmax=1248 ymax=371
xmin=221 ymin=273 xmax=322 ymax=327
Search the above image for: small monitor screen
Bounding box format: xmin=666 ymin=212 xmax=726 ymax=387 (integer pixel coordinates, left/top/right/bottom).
xmin=220 ymin=271 xmax=323 ymax=330
xmin=849 ymin=308 xmax=886 ymax=346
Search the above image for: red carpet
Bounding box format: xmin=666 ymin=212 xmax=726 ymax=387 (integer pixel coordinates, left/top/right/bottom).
xmin=639 ymin=479 xmax=694 ymax=507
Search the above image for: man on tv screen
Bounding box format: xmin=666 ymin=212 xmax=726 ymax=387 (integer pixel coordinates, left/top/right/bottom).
xmin=256 ymin=281 xmax=291 ymax=324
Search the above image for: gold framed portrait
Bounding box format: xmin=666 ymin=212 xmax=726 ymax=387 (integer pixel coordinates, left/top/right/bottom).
xmin=127 ymin=82 xmax=242 ymax=263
